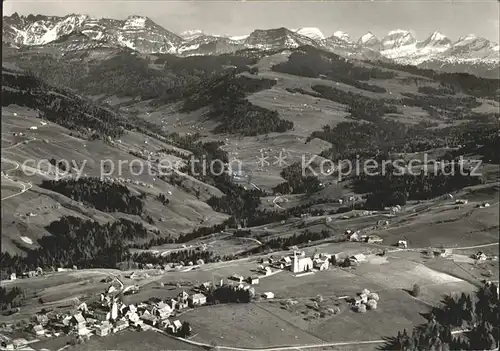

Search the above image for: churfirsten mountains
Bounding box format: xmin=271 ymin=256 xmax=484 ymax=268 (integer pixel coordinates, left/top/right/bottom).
xmin=2 ymin=13 xmax=499 ymax=77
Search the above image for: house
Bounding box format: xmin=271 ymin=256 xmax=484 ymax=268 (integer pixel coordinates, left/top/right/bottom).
xmin=34 ymin=313 xmax=49 ymax=326
xmin=176 ymin=299 xmax=189 ymax=310
xmin=140 ymin=311 xmax=157 ymax=326
xmin=159 ymin=319 xmax=171 ymax=330
xmin=292 ymin=251 xmax=313 ymax=273
xmin=29 ymin=126 xmax=38 ymax=130
xmin=96 ymin=322 xmax=112 ymax=337
xmin=77 ymin=325 xmax=91 ymax=336
xmin=9 ymin=273 xmax=16 ymax=280
xmin=313 ymin=259 xmax=329 ymax=271
xmin=455 ymin=199 xmax=468 ymax=205
xmin=349 ymin=254 xmax=366 ymax=265
xmin=129 ymin=314 xmax=143 ymax=328
xmin=93 ymin=305 xmax=111 ymax=322
xmin=200 ymin=282 xmax=211 ymax=292
xmin=262 ymin=292 xmax=275 ymax=299
xmin=113 ymin=319 xmax=129 ymax=333
xmin=167 ymin=298 xmax=178 ymax=311
xmin=32 ymin=324 xmax=45 ymax=336
xmin=353 ymin=296 xmax=363 ymax=306
xmin=439 ymin=249 xmax=452 ymax=257
xmin=367 ymin=235 xmax=383 ymax=244
xmin=398 ymin=240 xmax=408 ymax=249
xmin=349 ymin=232 xmax=360 ymax=242
xmin=281 ymin=256 xmax=292 ymax=267
xmin=247 ymin=276 xmax=260 ymax=285
xmin=359 ymin=293 xmax=368 ymax=303
xmin=189 ymin=293 xmax=207 ymax=307
xmin=260 ymin=266 xmax=272 ymax=275
xmin=230 ymin=274 xmax=244 ymax=283
xmin=72 ymin=313 xmax=86 ymax=329
xmin=168 ymin=320 xmax=183 ymax=334
xmin=473 ymin=252 xmax=487 ymax=261
xmin=155 ymin=302 xmax=173 ymax=319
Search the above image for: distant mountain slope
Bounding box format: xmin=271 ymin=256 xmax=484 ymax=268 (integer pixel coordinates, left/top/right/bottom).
xmin=3 ymin=13 xmax=499 ymax=77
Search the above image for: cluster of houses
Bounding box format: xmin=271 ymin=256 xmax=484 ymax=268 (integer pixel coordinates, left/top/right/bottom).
xmin=267 ymin=251 xmax=332 ymax=274
xmin=344 ymin=230 xmax=384 ymax=244
xmin=19 ymin=279 xmax=196 ymax=346
xmin=100 ymin=176 xmax=154 ymax=189
xmin=351 ymin=288 xmax=380 ymax=313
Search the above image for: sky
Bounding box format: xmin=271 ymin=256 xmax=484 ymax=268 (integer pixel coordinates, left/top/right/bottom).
xmin=3 ymin=0 xmax=500 ymax=42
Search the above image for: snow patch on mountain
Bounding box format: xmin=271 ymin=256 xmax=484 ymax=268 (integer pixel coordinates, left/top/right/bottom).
xmin=229 ymin=34 xmax=249 ymax=41
xmin=180 ymin=29 xmax=204 ymax=40
xmin=360 ymin=32 xmax=375 ymax=44
xmin=388 ymin=29 xmax=410 ymax=36
xmin=123 ymin=16 xmax=147 ymax=29
xmin=294 ymin=27 xmax=325 ymax=41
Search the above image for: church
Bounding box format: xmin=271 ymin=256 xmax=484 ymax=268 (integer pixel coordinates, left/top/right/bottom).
xmin=292 ymin=251 xmax=313 ymax=273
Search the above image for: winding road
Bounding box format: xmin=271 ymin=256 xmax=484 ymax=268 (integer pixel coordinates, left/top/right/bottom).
xmin=1 ymin=157 xmax=33 ymax=201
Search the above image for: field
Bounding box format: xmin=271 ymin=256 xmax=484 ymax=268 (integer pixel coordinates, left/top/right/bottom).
xmin=71 ymin=330 xmax=202 ymax=351
xmin=183 ymin=303 xmax=324 ymax=348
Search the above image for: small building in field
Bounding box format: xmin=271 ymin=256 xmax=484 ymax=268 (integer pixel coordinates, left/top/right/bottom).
xmin=230 ymin=274 xmax=244 ymax=283
xmin=455 ymin=199 xmax=468 ymax=205
xmin=9 ymin=273 xmax=16 ymax=281
xmin=473 ymin=251 xmax=487 ymax=261
xmin=261 ymin=266 xmax=272 ymax=275
xmin=262 ymin=292 xmax=275 ymax=299
xmin=398 ymin=240 xmax=408 ymax=249
xmin=189 ymin=293 xmax=207 ymax=307
xmin=349 ymin=254 xmax=366 ymax=265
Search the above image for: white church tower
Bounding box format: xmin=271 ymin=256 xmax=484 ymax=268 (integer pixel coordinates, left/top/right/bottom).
xmin=293 ymin=251 xmax=299 ymax=273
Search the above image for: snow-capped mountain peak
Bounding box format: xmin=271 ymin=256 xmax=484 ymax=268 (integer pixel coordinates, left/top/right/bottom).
xmin=381 ymin=29 xmax=416 ymax=50
xmin=417 ymin=31 xmax=452 ymax=48
xmin=123 ymin=15 xmax=148 ymax=29
xmin=429 ymin=31 xmax=446 ymax=41
xmin=333 ymin=30 xmax=352 ymax=42
xmin=293 ymin=27 xmax=325 ymax=41
xmin=2 ymin=13 xmax=498 ymax=78
xmin=357 ymin=31 xmax=381 ymax=50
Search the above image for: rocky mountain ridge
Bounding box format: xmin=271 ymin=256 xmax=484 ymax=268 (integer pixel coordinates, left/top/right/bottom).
xmin=3 ymin=13 xmax=499 ymax=77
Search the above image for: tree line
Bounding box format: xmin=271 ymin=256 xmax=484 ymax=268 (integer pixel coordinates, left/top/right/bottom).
xmin=0 ymin=216 xmax=150 ymax=275
xmin=40 ymin=178 xmax=145 ymax=215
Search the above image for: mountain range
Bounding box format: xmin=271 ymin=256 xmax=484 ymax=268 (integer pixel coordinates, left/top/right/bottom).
xmin=2 ymin=13 xmax=499 ymax=77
